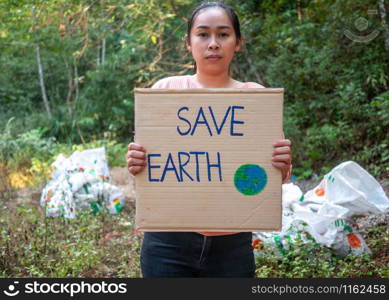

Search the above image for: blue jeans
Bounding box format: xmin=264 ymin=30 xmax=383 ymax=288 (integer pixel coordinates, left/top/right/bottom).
xmin=140 ymin=232 xmax=255 ymax=278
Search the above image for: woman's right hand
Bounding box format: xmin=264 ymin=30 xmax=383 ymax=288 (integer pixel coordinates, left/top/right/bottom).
xmin=126 ymin=142 xmax=147 ymax=176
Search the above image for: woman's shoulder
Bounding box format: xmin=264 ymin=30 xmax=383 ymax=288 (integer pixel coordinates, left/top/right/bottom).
xmin=240 ymin=81 xmax=265 ymax=89
xmin=151 ymin=75 xmax=193 ymax=89
xmin=231 ymin=79 xmax=265 ymax=88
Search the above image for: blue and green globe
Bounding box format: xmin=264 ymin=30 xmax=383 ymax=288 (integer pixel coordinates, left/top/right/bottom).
xmin=234 ymin=164 xmax=267 ymax=196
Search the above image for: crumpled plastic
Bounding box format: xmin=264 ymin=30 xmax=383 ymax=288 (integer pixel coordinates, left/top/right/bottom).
xmin=253 ymin=161 xmax=389 ymax=257
xmin=40 ymin=147 xmax=125 ymax=218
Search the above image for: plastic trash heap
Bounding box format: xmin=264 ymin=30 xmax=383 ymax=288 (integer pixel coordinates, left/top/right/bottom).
xmin=40 ymin=147 xmax=125 ymax=218
xmin=253 ymin=161 xmax=389 ymax=257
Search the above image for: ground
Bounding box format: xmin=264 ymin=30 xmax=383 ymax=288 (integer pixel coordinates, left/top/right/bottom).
xmin=9 ymin=167 xmax=389 ymax=274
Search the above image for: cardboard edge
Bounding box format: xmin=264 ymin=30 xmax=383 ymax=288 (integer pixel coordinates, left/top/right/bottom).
xmin=134 ymin=88 xmax=284 ymax=94
xmin=134 ymin=89 xmax=284 ymax=232
xmin=135 ymin=226 xmax=282 ymax=232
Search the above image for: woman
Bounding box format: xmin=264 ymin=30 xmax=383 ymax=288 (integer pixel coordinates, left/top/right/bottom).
xmin=127 ymin=2 xmax=292 ymax=277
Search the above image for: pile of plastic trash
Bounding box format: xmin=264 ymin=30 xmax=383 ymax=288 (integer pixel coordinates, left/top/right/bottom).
xmin=40 ymin=147 xmax=125 ymax=218
xmin=253 ymin=161 xmax=389 ymax=257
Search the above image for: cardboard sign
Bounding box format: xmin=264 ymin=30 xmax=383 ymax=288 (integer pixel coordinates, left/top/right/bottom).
xmin=134 ymin=88 xmax=284 ymax=232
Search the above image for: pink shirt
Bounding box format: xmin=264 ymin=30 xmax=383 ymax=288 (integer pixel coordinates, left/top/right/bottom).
xmin=151 ymin=75 xmax=264 ymax=236
xmin=152 ymin=75 xmax=264 ymax=89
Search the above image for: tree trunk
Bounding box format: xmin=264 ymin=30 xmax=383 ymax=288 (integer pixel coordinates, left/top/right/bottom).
xmin=101 ymin=37 xmax=106 ymax=65
xmin=97 ymin=43 xmax=100 ymax=66
xmin=64 ymin=59 xmax=73 ymax=116
xmin=297 ymin=0 xmax=302 ymax=23
xmin=73 ymin=62 xmax=79 ymax=113
xmin=35 ymin=44 xmax=52 ymax=119
xmin=378 ymin=0 xmax=389 ymax=53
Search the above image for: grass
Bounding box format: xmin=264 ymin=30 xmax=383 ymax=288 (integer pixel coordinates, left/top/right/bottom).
xmin=0 ymin=197 xmax=387 ymax=277
xmin=254 ymin=231 xmax=389 ymax=278
xmin=0 ymin=201 xmax=141 ymax=277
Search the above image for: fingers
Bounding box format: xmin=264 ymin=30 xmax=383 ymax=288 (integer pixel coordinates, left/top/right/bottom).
xmin=272 ymin=140 xmax=292 ymax=162
xmin=272 ymin=139 xmax=292 ymax=183
xmin=271 ymin=161 xmax=289 ymax=170
xmin=272 ymin=154 xmax=291 ymax=164
xmin=127 ymin=157 xmax=147 ymax=166
xmin=126 ymin=150 xmax=146 ymax=160
xmin=273 ymin=139 xmax=292 ymax=164
xmin=272 ymin=146 xmax=291 ymax=155
xmin=272 ymin=139 xmax=292 ymax=147
xmin=127 ymin=142 xmax=147 ymax=176
xmin=272 ymin=161 xmax=289 ymax=183
xmin=128 ymin=142 xmax=146 ymax=152
xmin=128 ymin=166 xmax=145 ymax=176
xmin=127 ymin=158 xmax=147 ymax=176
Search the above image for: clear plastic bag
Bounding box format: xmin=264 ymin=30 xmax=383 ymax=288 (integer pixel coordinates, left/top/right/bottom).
xmin=253 ymin=161 xmax=389 ymax=257
xmin=40 ymin=147 xmax=125 ymax=218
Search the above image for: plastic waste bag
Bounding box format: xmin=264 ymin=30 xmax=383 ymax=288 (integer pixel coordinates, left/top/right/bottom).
xmin=253 ymin=161 xmax=389 ymax=257
xmin=40 ymin=147 xmax=125 ymax=218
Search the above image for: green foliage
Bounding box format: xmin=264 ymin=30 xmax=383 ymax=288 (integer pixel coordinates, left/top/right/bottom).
xmin=0 ymin=0 xmax=388 ymax=177
xmin=254 ymin=235 xmax=388 ymax=278
xmin=234 ymin=0 xmax=389 ymax=179
xmin=255 ymin=239 xmax=335 ymax=277
xmin=0 ymin=118 xmax=127 ymax=193
xmin=0 ymin=118 xmax=56 ymax=171
xmin=0 ymin=202 xmax=141 ymax=277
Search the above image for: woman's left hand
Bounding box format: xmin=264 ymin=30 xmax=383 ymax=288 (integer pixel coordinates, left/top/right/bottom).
xmin=272 ymin=139 xmax=292 ymax=183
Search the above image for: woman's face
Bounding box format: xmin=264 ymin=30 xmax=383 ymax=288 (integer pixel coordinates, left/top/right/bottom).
xmin=187 ymin=7 xmax=241 ymax=75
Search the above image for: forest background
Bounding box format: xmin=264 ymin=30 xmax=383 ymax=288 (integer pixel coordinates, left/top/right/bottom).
xmin=0 ymin=0 xmax=388 ymax=278
xmin=1 ymin=0 xmax=388 ymax=182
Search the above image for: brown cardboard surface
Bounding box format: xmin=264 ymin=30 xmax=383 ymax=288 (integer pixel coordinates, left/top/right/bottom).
xmin=134 ymin=88 xmax=284 ymax=231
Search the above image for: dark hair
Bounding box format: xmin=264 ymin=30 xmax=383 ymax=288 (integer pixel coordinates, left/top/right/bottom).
xmin=186 ymin=2 xmax=241 ymax=72
xmin=187 ymin=2 xmax=241 ymax=41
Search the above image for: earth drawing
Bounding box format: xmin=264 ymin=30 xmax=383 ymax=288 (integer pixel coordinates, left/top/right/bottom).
xmin=234 ymin=164 xmax=267 ymax=196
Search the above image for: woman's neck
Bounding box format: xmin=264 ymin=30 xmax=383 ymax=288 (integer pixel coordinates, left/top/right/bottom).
xmin=193 ymin=71 xmax=233 ymax=88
